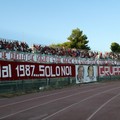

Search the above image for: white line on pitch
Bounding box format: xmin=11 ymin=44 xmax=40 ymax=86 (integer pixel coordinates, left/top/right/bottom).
xmin=86 ymin=93 xmax=120 ymax=120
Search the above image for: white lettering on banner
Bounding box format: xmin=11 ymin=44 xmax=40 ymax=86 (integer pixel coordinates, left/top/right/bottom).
xmin=39 ymin=65 xmax=44 ymax=76
xmin=61 ymin=66 xmax=66 ymax=76
xmin=39 ymin=65 xmax=72 ymax=77
xmin=104 ymin=66 xmax=110 ymax=75
xmin=61 ymin=66 xmax=72 ymax=76
xmin=113 ymin=67 xmax=120 ymax=75
xmin=25 ymin=65 xmax=31 ymax=76
xmin=16 ymin=65 xmax=35 ymax=77
xmin=50 ymin=66 xmax=56 ymax=77
xmin=0 ymin=60 xmax=75 ymax=80
xmin=45 ymin=66 xmax=51 ymax=77
xmin=19 ymin=65 xmax=25 ymax=77
xmin=99 ymin=66 xmax=120 ymax=76
xmin=0 ymin=64 xmax=11 ymax=78
xmin=56 ymin=66 xmax=60 ymax=76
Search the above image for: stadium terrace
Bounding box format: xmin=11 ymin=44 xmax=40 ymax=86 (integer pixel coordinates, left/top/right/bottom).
xmin=0 ymin=38 xmax=120 ymax=65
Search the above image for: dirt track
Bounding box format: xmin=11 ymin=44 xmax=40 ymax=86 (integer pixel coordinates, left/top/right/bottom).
xmin=0 ymin=81 xmax=120 ymax=120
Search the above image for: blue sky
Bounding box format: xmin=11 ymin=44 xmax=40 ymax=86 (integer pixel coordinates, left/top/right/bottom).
xmin=0 ymin=0 xmax=120 ymax=52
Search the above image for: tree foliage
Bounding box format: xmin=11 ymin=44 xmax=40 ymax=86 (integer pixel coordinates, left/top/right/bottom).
xmin=50 ymin=28 xmax=90 ymax=50
xmin=110 ymin=42 xmax=120 ymax=52
xmin=67 ymin=28 xmax=90 ymax=50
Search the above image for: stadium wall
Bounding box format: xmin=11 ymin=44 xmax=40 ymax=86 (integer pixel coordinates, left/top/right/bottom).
xmin=0 ymin=51 xmax=120 ymax=94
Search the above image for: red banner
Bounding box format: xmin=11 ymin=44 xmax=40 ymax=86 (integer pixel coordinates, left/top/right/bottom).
xmin=98 ymin=66 xmax=120 ymax=76
xmin=0 ymin=60 xmax=75 ymax=81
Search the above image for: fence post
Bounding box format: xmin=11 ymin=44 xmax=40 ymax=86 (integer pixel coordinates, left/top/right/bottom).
xmin=68 ymin=76 xmax=70 ymax=85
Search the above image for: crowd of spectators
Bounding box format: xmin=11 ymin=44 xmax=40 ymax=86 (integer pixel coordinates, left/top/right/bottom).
xmin=0 ymin=38 xmax=120 ymax=60
xmin=32 ymin=44 xmax=120 ymax=60
xmin=0 ymin=39 xmax=31 ymax=52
